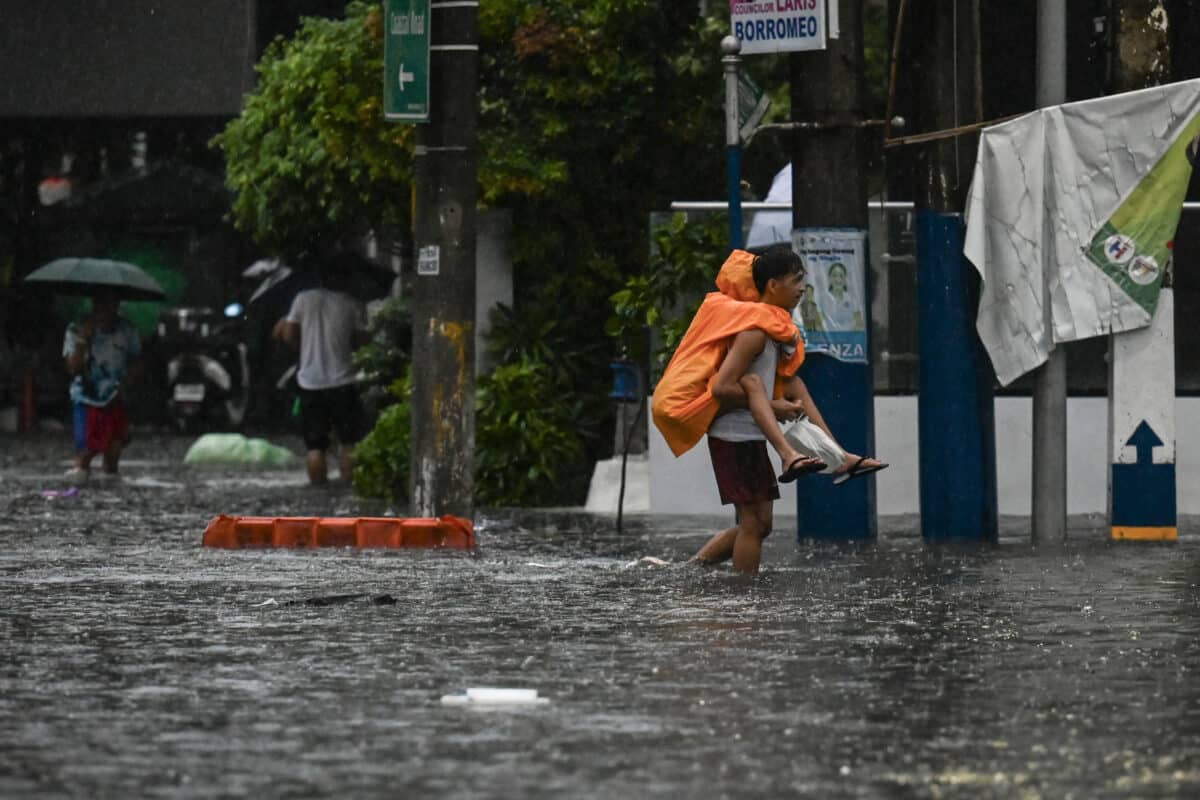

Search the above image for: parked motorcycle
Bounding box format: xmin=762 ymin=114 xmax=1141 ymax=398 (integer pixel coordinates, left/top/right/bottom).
xmin=159 ymin=304 xmax=251 ymax=433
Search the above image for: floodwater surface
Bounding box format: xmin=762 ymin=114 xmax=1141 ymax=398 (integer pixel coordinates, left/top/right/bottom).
xmin=2 ymin=431 xmax=1199 ymax=798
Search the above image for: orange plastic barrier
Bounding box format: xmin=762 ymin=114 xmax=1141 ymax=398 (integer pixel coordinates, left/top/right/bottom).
xmin=202 ymin=514 xmax=475 ymax=550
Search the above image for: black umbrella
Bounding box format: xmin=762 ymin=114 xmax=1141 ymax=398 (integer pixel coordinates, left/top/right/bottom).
xmin=23 ymin=257 xmax=167 ymax=302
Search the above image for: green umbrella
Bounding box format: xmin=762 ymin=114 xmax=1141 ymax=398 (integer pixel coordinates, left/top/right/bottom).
xmin=23 ymin=257 xmax=167 ymax=302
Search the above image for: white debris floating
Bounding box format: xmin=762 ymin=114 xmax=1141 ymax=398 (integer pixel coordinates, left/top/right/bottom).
xmin=440 ymin=687 xmax=550 ymax=706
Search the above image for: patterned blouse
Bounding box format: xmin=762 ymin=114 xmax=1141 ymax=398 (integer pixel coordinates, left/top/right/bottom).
xmin=62 ymin=318 xmax=142 ymax=407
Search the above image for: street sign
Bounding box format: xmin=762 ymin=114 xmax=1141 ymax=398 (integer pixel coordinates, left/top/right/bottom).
xmin=737 ymin=71 xmax=770 ymax=142
xmin=384 ymin=0 xmax=430 ymax=122
xmin=729 ymin=0 xmax=827 ymax=55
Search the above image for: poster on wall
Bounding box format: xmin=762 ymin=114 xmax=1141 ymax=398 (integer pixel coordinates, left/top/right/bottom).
xmin=792 ymin=228 xmax=868 ymax=364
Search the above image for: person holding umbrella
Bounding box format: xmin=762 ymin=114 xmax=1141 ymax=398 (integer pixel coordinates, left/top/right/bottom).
xmin=61 ymin=287 xmax=143 ymax=480
xmin=25 ymin=257 xmax=164 ymax=481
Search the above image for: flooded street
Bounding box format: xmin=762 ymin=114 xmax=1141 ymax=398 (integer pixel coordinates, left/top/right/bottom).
xmin=2 ymin=430 xmax=1200 ymax=798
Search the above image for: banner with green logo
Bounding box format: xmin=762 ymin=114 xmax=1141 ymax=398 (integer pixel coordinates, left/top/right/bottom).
xmin=1086 ymin=113 xmax=1200 ymax=314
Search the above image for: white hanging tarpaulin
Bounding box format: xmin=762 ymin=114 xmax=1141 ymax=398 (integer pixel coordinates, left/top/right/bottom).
xmin=963 ymin=79 xmax=1200 ymax=386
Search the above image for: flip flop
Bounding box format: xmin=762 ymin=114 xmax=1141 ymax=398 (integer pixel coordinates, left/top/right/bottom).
xmin=778 ymin=456 xmax=825 ymax=483
xmin=832 ymin=456 xmax=889 ymax=486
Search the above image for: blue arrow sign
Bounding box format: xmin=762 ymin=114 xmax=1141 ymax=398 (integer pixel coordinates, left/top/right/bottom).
xmin=1112 ymin=418 xmax=1175 ymax=528
xmin=1125 ymin=419 xmax=1163 ymax=465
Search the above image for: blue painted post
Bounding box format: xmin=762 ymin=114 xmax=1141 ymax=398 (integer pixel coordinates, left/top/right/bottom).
xmin=794 ymin=352 xmax=877 ymax=542
xmin=722 ymin=36 xmax=743 ymax=250
xmin=794 ymin=228 xmax=876 ymax=542
xmin=915 ymin=211 xmax=998 ymax=542
xmin=727 ymin=146 xmax=743 ymax=250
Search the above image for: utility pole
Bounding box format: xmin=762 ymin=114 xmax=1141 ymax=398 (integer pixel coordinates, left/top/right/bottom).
xmin=1031 ymin=0 xmax=1067 ymax=544
xmin=909 ymin=1 xmax=997 ymax=542
xmin=410 ymin=0 xmax=479 ymax=518
xmin=789 ymin=1 xmax=877 ymax=541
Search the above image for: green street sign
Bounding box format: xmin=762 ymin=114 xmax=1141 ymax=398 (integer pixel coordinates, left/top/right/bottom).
xmin=737 ymin=71 xmax=770 ymax=143
xmin=384 ymin=0 xmax=430 ymax=122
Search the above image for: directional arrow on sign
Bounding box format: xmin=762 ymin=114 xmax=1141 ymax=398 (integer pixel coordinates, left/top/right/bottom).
xmin=1112 ymin=418 xmax=1176 ymax=529
xmin=383 ymin=0 xmax=429 ymax=121
xmin=1125 ymin=419 xmax=1164 ymax=465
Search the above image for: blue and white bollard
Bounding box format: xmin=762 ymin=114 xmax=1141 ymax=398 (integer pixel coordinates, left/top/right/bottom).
xmin=1109 ymin=288 xmax=1177 ymax=541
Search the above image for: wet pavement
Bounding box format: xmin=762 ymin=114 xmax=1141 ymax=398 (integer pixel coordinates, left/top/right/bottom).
xmin=2 ymin=429 xmax=1200 ymax=798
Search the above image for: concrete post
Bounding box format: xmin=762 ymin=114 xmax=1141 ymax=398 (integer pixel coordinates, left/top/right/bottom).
xmin=1105 ymin=0 xmax=1176 ymax=544
xmin=410 ymin=0 xmax=479 ymax=518
xmin=1031 ymin=0 xmax=1068 ymax=545
xmin=1109 ymin=287 xmax=1177 ymax=541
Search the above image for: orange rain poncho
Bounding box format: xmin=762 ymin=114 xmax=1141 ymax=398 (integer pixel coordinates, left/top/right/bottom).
xmin=651 ymin=249 xmax=805 ymax=457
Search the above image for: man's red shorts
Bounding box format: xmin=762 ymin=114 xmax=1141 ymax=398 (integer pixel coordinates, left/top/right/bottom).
xmin=707 ymin=436 xmax=780 ymax=506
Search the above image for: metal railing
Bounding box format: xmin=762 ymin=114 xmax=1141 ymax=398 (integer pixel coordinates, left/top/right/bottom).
xmin=671 ymin=201 xmax=1200 ymax=212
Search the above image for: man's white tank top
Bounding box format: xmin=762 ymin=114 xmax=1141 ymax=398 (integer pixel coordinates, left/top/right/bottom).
xmin=707 ymin=340 xmax=779 ymax=442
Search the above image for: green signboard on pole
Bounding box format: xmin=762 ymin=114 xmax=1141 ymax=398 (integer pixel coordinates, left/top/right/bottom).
xmin=383 ymin=0 xmax=430 ymax=122
xmin=737 ymin=71 xmax=770 ymax=143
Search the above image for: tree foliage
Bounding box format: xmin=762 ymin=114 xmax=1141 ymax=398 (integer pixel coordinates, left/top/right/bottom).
xmin=477 ymin=2 xmax=727 ymax=322
xmin=215 ymin=0 xmax=728 ymax=276
xmin=607 ymin=212 xmax=728 ymax=377
xmin=215 ymin=2 xmax=891 ymax=261
xmin=212 ymin=3 xmax=411 ymax=253
xmin=475 ymin=358 xmax=587 ymax=507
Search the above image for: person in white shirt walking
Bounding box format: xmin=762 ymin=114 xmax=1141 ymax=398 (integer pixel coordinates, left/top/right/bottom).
xmin=273 ymin=254 xmax=370 ymax=485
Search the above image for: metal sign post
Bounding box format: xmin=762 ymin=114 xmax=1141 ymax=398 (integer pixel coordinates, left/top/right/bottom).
xmin=721 ymin=36 xmax=743 ymax=250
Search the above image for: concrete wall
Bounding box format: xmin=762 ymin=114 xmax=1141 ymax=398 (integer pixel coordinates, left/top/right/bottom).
xmin=648 ymin=396 xmax=1200 ymax=518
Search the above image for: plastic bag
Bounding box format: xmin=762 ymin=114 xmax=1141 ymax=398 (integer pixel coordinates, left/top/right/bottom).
xmin=780 ymin=416 xmax=846 ymax=474
xmin=183 ymin=433 xmax=297 ymax=467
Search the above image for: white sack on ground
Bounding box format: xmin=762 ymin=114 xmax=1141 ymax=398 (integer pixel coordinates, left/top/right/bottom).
xmin=780 ymin=416 xmax=846 ymax=474
xmin=964 ymin=79 xmax=1200 ymax=386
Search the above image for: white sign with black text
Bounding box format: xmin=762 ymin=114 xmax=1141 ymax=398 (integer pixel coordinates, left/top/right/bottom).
xmin=729 ymin=0 xmax=827 ymax=55
xmin=417 ymin=245 xmax=440 ymax=276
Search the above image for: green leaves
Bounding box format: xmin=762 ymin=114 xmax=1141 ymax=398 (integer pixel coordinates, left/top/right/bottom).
xmin=475 ymin=359 xmax=586 ymax=507
xmin=607 ymin=212 xmax=728 ymax=376
xmin=211 ymin=2 xmax=412 ymax=253
xmin=352 ymin=369 xmax=412 ymax=502
xmin=353 ymin=296 xmax=411 ymax=391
